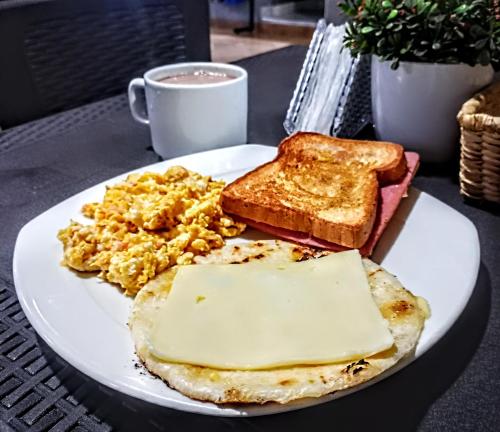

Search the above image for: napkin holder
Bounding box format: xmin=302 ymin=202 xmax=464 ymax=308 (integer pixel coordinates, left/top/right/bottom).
xmin=284 ymin=19 xmax=371 ymax=138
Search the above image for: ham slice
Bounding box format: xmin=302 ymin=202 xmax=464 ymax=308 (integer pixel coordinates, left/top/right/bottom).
xmin=232 ymin=152 xmax=420 ymax=257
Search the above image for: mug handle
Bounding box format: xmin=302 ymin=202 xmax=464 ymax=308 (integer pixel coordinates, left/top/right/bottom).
xmin=128 ymin=78 xmax=149 ymax=125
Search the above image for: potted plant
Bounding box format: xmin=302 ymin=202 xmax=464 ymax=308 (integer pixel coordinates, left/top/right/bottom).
xmin=339 ymin=0 xmax=499 ymax=162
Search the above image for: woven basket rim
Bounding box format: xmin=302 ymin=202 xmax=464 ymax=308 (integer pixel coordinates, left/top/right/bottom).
xmin=458 ymin=81 xmax=500 ymax=133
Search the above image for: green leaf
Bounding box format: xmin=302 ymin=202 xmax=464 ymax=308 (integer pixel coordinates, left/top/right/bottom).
xmin=387 ymin=9 xmax=398 ymax=20
xmin=470 ymin=24 xmax=487 ymax=38
xmin=400 ymin=44 xmax=411 ymax=54
xmin=478 ymin=49 xmax=490 ymax=65
xmin=390 ymin=60 xmax=400 ymax=70
xmin=361 ymin=26 xmax=375 ymax=34
xmin=417 ymin=1 xmax=431 ymax=15
xmin=382 ymin=0 xmax=392 ymax=8
xmin=338 ymin=4 xmax=353 ymax=16
xmin=474 ymin=39 xmax=488 ymax=50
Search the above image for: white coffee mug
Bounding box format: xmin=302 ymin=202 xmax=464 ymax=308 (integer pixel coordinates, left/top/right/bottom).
xmin=128 ymin=62 xmax=248 ymax=159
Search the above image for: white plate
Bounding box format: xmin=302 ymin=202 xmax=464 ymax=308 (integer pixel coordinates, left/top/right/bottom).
xmin=13 ymin=145 xmax=480 ymax=417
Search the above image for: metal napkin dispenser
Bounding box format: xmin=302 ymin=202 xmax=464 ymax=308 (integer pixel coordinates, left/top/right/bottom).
xmin=284 ymin=19 xmax=371 ymax=138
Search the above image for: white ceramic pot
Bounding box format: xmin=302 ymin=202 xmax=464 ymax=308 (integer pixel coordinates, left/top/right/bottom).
xmin=371 ymin=57 xmax=494 ymax=162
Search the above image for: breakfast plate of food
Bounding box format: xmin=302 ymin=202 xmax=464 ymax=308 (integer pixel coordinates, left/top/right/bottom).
xmin=13 ymin=133 xmax=480 ymax=416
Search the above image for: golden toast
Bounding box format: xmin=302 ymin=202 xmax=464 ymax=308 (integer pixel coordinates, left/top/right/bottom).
xmin=221 ymin=132 xmax=407 ymax=248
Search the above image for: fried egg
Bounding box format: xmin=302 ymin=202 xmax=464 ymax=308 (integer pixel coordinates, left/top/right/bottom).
xmin=130 ymin=240 xmax=429 ymax=404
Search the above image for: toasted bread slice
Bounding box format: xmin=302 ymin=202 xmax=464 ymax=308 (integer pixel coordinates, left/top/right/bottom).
xmin=221 ymin=132 xmax=407 ymax=248
xmin=278 ymin=133 xmax=407 ymax=184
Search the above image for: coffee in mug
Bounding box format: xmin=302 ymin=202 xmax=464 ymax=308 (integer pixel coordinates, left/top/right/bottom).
xmin=128 ymin=63 xmax=247 ymax=159
xmin=156 ymin=70 xmax=236 ymax=85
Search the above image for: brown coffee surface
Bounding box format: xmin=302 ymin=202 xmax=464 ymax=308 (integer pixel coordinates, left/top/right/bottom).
xmin=157 ymin=70 xmax=236 ymax=85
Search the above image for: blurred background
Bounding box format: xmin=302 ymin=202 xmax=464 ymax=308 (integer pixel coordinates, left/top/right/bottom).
xmin=210 ymin=0 xmax=333 ymax=62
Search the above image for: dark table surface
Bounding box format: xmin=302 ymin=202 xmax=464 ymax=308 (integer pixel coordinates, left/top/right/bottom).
xmin=1 ymin=45 xmax=499 ymax=431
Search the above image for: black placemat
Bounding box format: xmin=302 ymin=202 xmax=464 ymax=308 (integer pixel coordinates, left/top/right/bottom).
xmin=1 ymin=45 xmax=499 ymax=431
xmin=0 ymin=96 xmax=128 ymax=154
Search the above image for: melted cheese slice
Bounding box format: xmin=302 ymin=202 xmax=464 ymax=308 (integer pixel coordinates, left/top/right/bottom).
xmin=149 ymin=250 xmax=394 ymax=370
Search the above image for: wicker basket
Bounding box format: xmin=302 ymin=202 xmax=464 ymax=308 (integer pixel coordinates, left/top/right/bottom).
xmin=457 ymin=81 xmax=500 ymax=204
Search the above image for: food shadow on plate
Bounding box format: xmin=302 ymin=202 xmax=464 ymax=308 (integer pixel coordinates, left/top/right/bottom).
xmin=237 ymin=229 xmax=277 ymax=242
xmin=66 ymin=267 xmax=98 ymax=280
xmin=67 ymin=266 xmax=127 ymax=300
xmin=372 ymin=187 xmax=420 ymax=263
xmin=34 ymin=262 xmax=491 ymax=431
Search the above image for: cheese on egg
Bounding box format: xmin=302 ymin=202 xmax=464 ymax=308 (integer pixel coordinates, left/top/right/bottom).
xmin=149 ymin=250 xmax=394 ymax=370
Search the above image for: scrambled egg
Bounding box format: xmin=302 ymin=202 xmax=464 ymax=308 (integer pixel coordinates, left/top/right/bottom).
xmin=57 ymin=166 xmax=245 ymax=295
